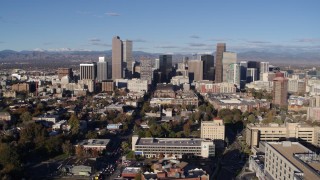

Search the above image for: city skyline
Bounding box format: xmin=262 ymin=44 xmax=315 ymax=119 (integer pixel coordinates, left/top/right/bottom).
xmin=0 ymin=0 xmax=319 ymax=54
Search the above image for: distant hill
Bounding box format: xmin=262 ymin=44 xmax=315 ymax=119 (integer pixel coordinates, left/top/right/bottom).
xmin=0 ymin=49 xmax=319 ymax=65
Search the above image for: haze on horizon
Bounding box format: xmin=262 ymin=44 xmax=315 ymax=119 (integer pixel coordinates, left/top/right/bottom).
xmin=0 ymin=0 xmax=319 ymax=54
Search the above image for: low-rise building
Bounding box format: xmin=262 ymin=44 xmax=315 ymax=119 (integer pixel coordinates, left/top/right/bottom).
xmin=307 ymin=107 xmax=320 ymax=121
xmin=0 ymin=112 xmax=11 ymax=121
xmin=206 ymin=94 xmax=270 ymax=112
xmin=154 ymin=83 xmax=176 ymax=98
xmin=195 ymin=81 xmax=236 ymax=94
xmin=75 ymin=139 xmax=110 ymax=152
xmin=132 ymin=136 xmax=215 ymax=158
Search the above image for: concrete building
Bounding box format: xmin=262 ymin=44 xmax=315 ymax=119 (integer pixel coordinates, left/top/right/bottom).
xmin=265 ymin=141 xmax=320 ymax=180
xmin=227 ymin=63 xmax=241 ymax=88
xmin=222 ymin=52 xmax=237 ymax=82
xmin=245 ymin=81 xmax=273 ymax=92
xmin=123 ymin=40 xmax=133 ymax=77
xmin=58 ymin=68 xmax=73 ymax=80
xmin=101 ymin=80 xmax=114 ymax=92
xmin=132 ymin=136 xmax=215 ymax=158
xmin=288 ymin=78 xmax=306 ymax=94
xmin=153 ymin=58 xmax=160 ymax=69
xmin=201 ymin=54 xmax=215 ymax=81
xmin=273 ymin=72 xmax=288 ymax=107
xmin=80 ymin=63 xmax=96 ymax=80
xmin=307 ymin=107 xmax=320 ymax=122
xmin=201 ymin=118 xmax=225 ymax=142
xmin=140 ymin=58 xmax=152 ymax=84
xmin=215 ymin=43 xmax=226 ymax=83
xmin=159 ymin=55 xmax=172 ymax=83
xmin=112 ymin=36 xmax=123 ymax=79
xmin=97 ymin=57 xmax=108 ymax=82
xmin=188 ymin=60 xmax=203 ymax=82
xmin=246 ymin=123 xmax=316 ymax=148
xmin=75 ymin=139 xmax=110 ymax=152
xmin=260 ymin=62 xmax=269 ymax=74
xmin=127 ymin=78 xmax=148 ymax=93
xmin=261 ymin=72 xmax=276 ymax=82
xmin=170 ymin=76 xmax=189 ymax=86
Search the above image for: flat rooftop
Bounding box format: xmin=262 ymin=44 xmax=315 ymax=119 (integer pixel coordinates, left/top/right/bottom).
xmin=269 ymin=142 xmax=320 ymax=180
xmin=78 ymin=139 xmax=110 ymax=147
xmin=122 ymin=167 xmax=141 ymax=174
xmin=136 ymin=138 xmax=205 ymax=147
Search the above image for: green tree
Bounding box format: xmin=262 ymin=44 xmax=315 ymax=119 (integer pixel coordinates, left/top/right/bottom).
xmin=248 ymin=114 xmax=257 ymax=124
xmin=0 ymin=143 xmax=21 ymax=176
xmin=68 ymin=114 xmax=80 ymax=135
xmin=86 ymin=131 xmax=98 ymax=139
xmin=20 ymin=111 xmax=32 ymax=122
xmin=121 ymin=142 xmax=130 ymax=153
xmin=62 ymin=140 xmax=74 ymax=155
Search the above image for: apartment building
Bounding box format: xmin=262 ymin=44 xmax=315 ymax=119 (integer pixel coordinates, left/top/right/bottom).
xmin=265 ymin=141 xmax=320 ymax=180
xmin=246 ymin=123 xmax=315 ymax=148
xmin=132 ymin=136 xmax=215 ymax=158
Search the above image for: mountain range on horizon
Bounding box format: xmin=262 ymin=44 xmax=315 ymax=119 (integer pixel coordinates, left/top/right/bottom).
xmin=0 ymin=49 xmax=320 ymax=65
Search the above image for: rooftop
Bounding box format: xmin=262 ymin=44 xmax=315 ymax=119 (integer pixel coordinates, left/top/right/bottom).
xmin=77 ymin=139 xmax=110 ymax=147
xmin=268 ymin=142 xmax=320 ymax=180
xmin=136 ymin=138 xmax=206 ymax=147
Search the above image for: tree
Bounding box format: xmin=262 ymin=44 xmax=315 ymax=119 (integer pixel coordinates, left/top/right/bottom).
xmin=248 ymin=114 xmax=257 ymax=124
xmin=68 ymin=114 xmax=80 ymax=135
xmin=62 ymin=140 xmax=74 ymax=155
xmin=183 ymin=123 xmax=191 ymax=137
xmin=0 ymin=143 xmax=21 ymax=176
xmin=20 ymin=111 xmax=32 ymax=122
xmin=121 ymin=142 xmax=130 ymax=153
xmin=86 ymin=131 xmax=98 ymax=139
xmin=75 ymin=145 xmax=85 ymax=157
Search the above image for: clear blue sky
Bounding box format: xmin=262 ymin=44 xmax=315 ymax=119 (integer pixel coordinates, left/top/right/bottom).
xmin=0 ymin=0 xmax=319 ymax=53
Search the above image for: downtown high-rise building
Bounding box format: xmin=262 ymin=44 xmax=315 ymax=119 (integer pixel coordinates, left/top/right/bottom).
xmin=123 ymin=40 xmax=133 ymax=77
xmin=201 ymin=54 xmax=215 ymax=81
xmin=112 ymin=36 xmax=123 ymax=80
xmin=215 ymin=43 xmax=226 ymax=83
xmin=260 ymin=62 xmax=269 ymax=74
xmin=80 ymin=63 xmax=97 ymax=80
xmin=248 ymin=61 xmax=261 ymax=80
xmin=246 ymin=68 xmax=258 ymax=83
xmin=140 ymin=58 xmax=152 ymax=84
xmin=188 ymin=60 xmax=204 ymax=82
xmin=227 ymin=63 xmax=241 ymax=88
xmin=159 ymin=55 xmax=173 ymax=83
xmin=239 ymin=61 xmax=248 ymax=81
xmin=273 ymin=72 xmax=288 ymax=107
xmin=222 ymin=52 xmax=237 ymax=82
xmin=97 ymin=57 xmax=108 ymax=82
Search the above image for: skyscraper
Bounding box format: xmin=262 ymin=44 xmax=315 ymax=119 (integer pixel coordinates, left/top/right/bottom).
xmin=112 ymin=36 xmax=123 ymax=79
xmin=222 ymin=52 xmax=237 ymax=82
xmin=201 ymin=54 xmax=215 ymax=81
xmin=246 ymin=68 xmax=258 ymax=83
xmin=188 ymin=60 xmax=204 ymax=82
xmin=260 ymin=62 xmax=269 ymax=74
xmin=123 ymin=40 xmax=133 ymax=78
xmin=273 ymin=72 xmax=288 ymax=107
xmin=215 ymin=43 xmax=226 ymax=83
xmin=80 ymin=63 xmax=97 ymax=80
xmin=248 ymin=61 xmax=261 ymax=80
xmin=97 ymin=57 xmax=108 ymax=82
xmin=227 ymin=63 xmax=241 ymax=88
xmin=159 ymin=55 xmax=172 ymax=83
xmin=140 ymin=58 xmax=152 ymax=84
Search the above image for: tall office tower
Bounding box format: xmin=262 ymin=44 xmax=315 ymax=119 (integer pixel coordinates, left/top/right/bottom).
xmin=80 ymin=63 xmax=97 ymax=80
xmin=58 ymin=68 xmax=73 ymax=80
xmin=227 ymin=63 xmax=241 ymax=88
xmin=222 ymin=52 xmax=237 ymax=82
xmin=97 ymin=57 xmax=108 ymax=82
xmin=112 ymin=36 xmax=123 ymax=79
xmin=215 ymin=43 xmax=226 ymax=83
xmin=260 ymin=62 xmax=269 ymax=74
xmin=246 ymin=68 xmax=258 ymax=83
xmin=153 ymin=58 xmax=160 ymax=69
xmin=187 ymin=60 xmax=204 ymax=82
xmin=140 ymin=58 xmax=152 ymax=84
xmin=201 ymin=54 xmax=215 ymax=81
xmin=106 ymin=58 xmax=112 ymax=79
xmin=159 ymin=55 xmax=173 ymax=83
xmin=123 ymin=40 xmax=133 ymax=78
xmin=248 ymin=61 xmax=261 ymax=80
xmin=239 ymin=61 xmax=248 ymax=81
xmin=273 ymin=72 xmax=288 ymax=107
